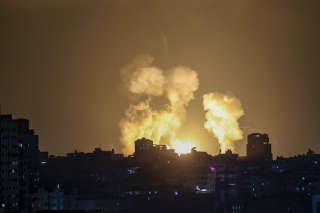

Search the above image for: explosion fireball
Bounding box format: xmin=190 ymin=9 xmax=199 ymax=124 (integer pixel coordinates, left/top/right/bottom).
xmin=120 ymin=55 xmax=199 ymax=155
xmin=170 ymin=139 xmax=196 ymax=155
xmin=203 ymin=93 xmax=244 ymax=153
xmin=120 ymin=55 xmax=244 ymax=155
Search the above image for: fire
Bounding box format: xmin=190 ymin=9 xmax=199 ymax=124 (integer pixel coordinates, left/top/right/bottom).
xmin=120 ymin=55 xmax=245 ymax=155
xmin=203 ymin=93 xmax=244 ymax=153
xmin=120 ymin=55 xmax=199 ymax=154
xmin=171 ymin=139 xmax=195 ymax=155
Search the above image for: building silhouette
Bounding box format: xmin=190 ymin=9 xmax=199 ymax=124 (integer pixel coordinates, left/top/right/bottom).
xmin=247 ymin=133 xmax=272 ymax=161
xmin=2 ymin=109 xmax=319 ymax=213
xmin=134 ymin=137 xmax=178 ymax=163
xmin=134 ymin=138 xmax=154 ymax=155
xmin=0 ymin=114 xmax=40 ymax=213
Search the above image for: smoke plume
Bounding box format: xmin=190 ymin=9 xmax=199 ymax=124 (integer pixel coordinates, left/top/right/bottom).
xmin=120 ymin=55 xmax=199 ymax=154
xmin=203 ymin=93 xmax=244 ymax=153
xmin=129 ymin=67 xmax=165 ymax=96
xmin=167 ymin=66 xmax=199 ymax=113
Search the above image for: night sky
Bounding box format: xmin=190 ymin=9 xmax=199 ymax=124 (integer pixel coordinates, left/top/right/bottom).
xmin=1 ymin=0 xmax=320 ymax=157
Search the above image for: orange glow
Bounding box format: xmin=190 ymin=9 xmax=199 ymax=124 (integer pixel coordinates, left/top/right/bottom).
xmin=120 ymin=55 xmax=199 ymax=155
xmin=203 ymin=93 xmax=244 ymax=153
xmin=171 ymin=139 xmax=196 ymax=155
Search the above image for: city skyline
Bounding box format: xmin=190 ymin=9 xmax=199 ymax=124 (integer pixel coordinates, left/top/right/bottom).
xmin=1 ymin=0 xmax=320 ymax=157
xmin=1 ymin=1 xmax=320 ymax=213
xmin=2 ymin=109 xmax=319 ymax=213
xmin=0 ymin=111 xmax=312 ymax=159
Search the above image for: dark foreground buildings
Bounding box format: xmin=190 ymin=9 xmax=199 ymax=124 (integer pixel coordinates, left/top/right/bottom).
xmin=1 ymin=112 xmax=320 ymax=213
xmin=247 ymin=133 xmax=272 ymax=161
xmin=36 ymin=138 xmax=216 ymax=212
xmin=0 ymin=114 xmax=39 ymax=213
xmin=36 ymin=136 xmax=320 ymax=213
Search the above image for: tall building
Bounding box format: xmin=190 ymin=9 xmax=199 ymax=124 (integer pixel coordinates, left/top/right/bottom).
xmin=0 ymin=114 xmax=40 ymax=213
xmin=133 ymin=138 xmax=179 ymax=165
xmin=247 ymin=133 xmax=272 ymax=161
xmin=134 ymin=137 xmax=154 ymax=155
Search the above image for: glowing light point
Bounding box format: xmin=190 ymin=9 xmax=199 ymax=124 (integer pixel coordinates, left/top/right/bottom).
xmin=171 ymin=139 xmax=196 ymax=155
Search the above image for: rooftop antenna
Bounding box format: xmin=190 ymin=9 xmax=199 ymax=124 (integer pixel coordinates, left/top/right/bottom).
xmin=217 ymin=143 xmax=221 ymax=155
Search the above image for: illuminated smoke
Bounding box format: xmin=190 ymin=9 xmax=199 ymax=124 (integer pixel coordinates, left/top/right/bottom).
xmin=121 ymin=54 xmax=165 ymax=96
xmin=120 ymin=55 xmax=199 ymax=154
xmin=203 ymin=93 xmax=244 ymax=153
xmin=120 ymin=99 xmax=181 ymax=154
xmin=129 ymin=67 xmax=165 ymax=96
xmin=167 ymin=66 xmax=199 ymax=113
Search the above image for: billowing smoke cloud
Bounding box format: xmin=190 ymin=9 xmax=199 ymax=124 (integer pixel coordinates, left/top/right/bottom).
xmin=167 ymin=66 xmax=199 ymax=113
xmin=120 ymin=55 xmax=199 ymax=154
xmin=129 ymin=67 xmax=165 ymax=96
xmin=203 ymin=93 xmax=244 ymax=153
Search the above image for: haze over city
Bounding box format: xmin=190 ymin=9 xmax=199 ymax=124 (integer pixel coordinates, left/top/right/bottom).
xmin=1 ymin=0 xmax=320 ymax=157
xmin=2 ymin=1 xmax=320 ymax=213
